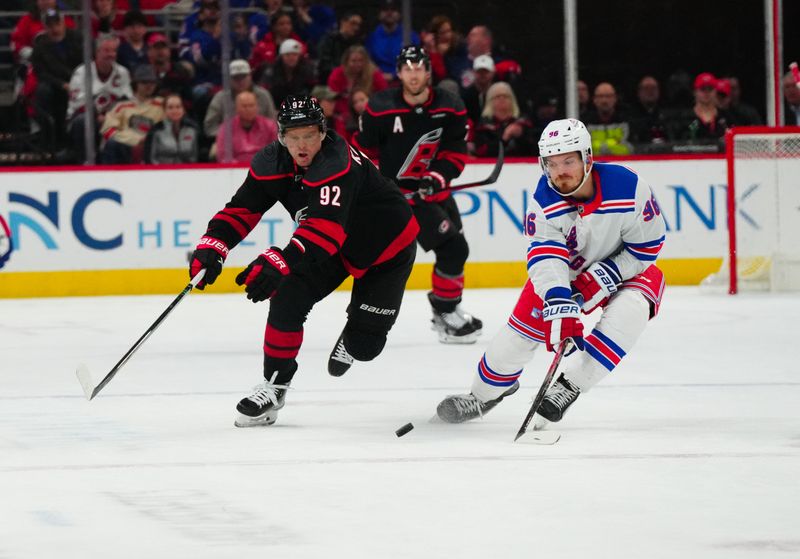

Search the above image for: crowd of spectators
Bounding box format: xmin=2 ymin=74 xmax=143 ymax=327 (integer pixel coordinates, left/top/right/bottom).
xmin=4 ymin=0 xmax=796 ymax=165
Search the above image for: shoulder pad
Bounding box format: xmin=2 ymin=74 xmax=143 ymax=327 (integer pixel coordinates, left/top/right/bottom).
xmin=532 ymin=177 xmax=577 ymax=219
xmin=249 ymin=140 xmax=293 ymax=179
xmin=593 ymin=162 xmax=639 ymax=200
xmin=364 ymin=89 xmax=406 ymax=116
xmin=302 ymin=132 xmax=351 ymax=187
xmin=432 ymin=86 xmax=467 ymax=112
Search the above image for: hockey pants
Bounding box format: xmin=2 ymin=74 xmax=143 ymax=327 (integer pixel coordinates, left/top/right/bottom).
xmin=471 ymin=265 xmax=665 ymax=403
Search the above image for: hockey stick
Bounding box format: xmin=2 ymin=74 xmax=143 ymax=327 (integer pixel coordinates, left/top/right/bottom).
xmin=75 ymin=269 xmax=206 ymax=400
xmin=403 ymin=142 xmax=505 ymax=199
xmin=513 ymin=338 xmax=573 ymax=443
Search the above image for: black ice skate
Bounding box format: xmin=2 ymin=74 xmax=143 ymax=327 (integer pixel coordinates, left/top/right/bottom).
xmin=536 ymin=374 xmax=580 ymax=423
xmin=428 ymin=293 xmax=482 ymax=344
xmin=327 ymin=333 xmax=354 ymax=377
xmin=437 ymin=381 xmax=520 ymax=423
xmin=234 ymin=379 xmax=290 ymax=427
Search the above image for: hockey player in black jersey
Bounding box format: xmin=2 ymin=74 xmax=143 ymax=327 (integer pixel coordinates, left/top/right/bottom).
xmin=353 ymin=45 xmax=483 ymax=344
xmin=189 ymin=96 xmax=419 ymax=427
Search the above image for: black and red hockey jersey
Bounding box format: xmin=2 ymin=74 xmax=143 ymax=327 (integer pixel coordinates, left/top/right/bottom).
xmin=202 ymin=131 xmax=419 ymax=278
xmin=353 ymin=86 xmax=468 ymax=199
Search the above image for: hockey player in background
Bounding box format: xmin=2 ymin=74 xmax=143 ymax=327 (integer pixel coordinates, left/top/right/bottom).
xmin=189 ymin=96 xmax=419 ymax=427
xmin=437 ymin=119 xmax=666 ymax=426
xmin=353 ymin=45 xmax=483 ymax=344
xmin=0 ymin=212 xmax=12 ymax=269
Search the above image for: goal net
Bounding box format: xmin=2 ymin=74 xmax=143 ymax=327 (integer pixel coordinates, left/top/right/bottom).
xmin=702 ymin=126 xmax=800 ymax=293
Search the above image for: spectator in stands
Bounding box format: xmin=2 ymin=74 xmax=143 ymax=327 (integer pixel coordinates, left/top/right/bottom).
xmin=117 ymin=10 xmax=149 ymax=72
xmin=247 ymin=0 xmax=287 ymax=45
xmin=67 ymin=33 xmax=133 ymax=163
xmin=529 ymin=86 xmax=560 ymax=153
xmin=344 ymin=86 xmax=368 ymax=142
xmin=664 ymin=69 xmax=693 ymax=109
xmin=214 ymin=90 xmax=278 ymax=163
xmin=11 ymin=0 xmax=75 ymax=62
xmin=462 ymin=54 xmax=495 ymax=124
xmin=204 ymin=59 xmax=276 ymax=139
xmin=260 ymin=37 xmax=316 ymax=106
xmin=31 ymin=8 xmax=82 ymax=150
xmin=629 ymin=75 xmax=668 ymax=146
xmin=577 ymin=79 xmax=590 ymax=114
xmin=231 ymin=13 xmax=253 ymax=61
xmin=178 ymin=0 xmax=221 ymax=59
xmin=250 ymin=10 xmax=307 ymax=79
xmin=451 ymin=25 xmax=493 ymax=89
xmin=316 ymin=11 xmax=364 ymax=84
xmin=719 ymin=76 xmax=762 ymax=126
xmin=91 ymin=0 xmax=125 ymax=37
xmin=182 ymin=0 xmax=223 ymax=121
xmin=290 ymin=0 xmax=336 ymax=52
xmin=147 ymin=33 xmax=193 ymax=105
xmin=99 ymin=64 xmax=164 ymax=164
xmin=472 ymin=81 xmax=534 ymax=157
xmin=420 ymin=15 xmax=459 ymax=83
xmin=327 ymin=45 xmax=387 ymax=116
xmin=784 ymin=72 xmax=800 ymax=126
xmin=365 ymin=0 xmax=419 ymax=81
xmin=581 ymin=81 xmax=633 ymax=155
xmin=674 ymin=72 xmax=729 ymax=143
xmin=311 ymin=85 xmax=347 ymax=137
xmin=144 ymin=94 xmax=200 ymax=164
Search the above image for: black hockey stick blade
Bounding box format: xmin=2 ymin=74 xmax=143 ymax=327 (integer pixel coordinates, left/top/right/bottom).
xmin=449 ymin=141 xmax=505 ymax=192
xmin=76 ymin=270 xmax=206 ymax=401
xmin=513 ymin=339 xmax=573 ymax=442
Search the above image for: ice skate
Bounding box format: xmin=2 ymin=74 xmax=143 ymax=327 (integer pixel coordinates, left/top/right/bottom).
xmin=427 ymin=293 xmax=481 ymax=344
xmin=328 ymin=333 xmax=354 ymax=377
xmin=234 ymin=379 xmax=290 ymax=427
xmin=454 ymin=304 xmax=483 ymax=336
xmin=536 ymin=373 xmax=580 ymax=423
xmin=437 ymin=381 xmax=519 ymax=423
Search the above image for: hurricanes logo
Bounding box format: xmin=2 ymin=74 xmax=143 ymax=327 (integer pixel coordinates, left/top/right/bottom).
xmin=438 ymin=220 xmax=450 ymax=234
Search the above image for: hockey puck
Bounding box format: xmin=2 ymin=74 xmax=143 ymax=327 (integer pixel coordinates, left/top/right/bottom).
xmin=395 ymin=422 xmax=414 ymax=437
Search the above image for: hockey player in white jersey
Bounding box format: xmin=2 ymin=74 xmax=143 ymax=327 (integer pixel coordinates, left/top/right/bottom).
xmin=437 ymin=118 xmax=666 ymax=425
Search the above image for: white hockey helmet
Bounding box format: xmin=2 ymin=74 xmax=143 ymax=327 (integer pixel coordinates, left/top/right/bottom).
xmin=538 ymin=118 xmax=593 ymax=196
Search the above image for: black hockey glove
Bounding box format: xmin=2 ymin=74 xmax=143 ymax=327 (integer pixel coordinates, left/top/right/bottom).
xmin=189 ymin=236 xmax=228 ymax=289
xmin=417 ymin=173 xmax=446 ymax=199
xmin=235 ymin=247 xmax=291 ymax=302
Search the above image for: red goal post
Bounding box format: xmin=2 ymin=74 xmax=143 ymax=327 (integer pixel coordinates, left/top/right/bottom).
xmin=713 ymin=126 xmax=800 ymax=294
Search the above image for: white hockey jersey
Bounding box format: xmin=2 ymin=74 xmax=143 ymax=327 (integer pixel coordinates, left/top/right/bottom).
xmin=67 ymin=62 xmax=133 ymax=120
xmin=526 ymin=162 xmax=666 ymax=301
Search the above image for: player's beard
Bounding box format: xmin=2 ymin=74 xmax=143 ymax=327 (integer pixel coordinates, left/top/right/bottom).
xmin=403 ymin=81 xmax=427 ymax=97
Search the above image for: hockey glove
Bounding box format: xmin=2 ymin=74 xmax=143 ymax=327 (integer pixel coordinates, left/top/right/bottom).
xmin=572 ymin=262 xmax=620 ymax=313
xmin=189 ymin=236 xmax=229 ymax=289
xmin=542 ymin=297 xmax=584 ymax=354
xmin=235 ymin=247 xmax=290 ymax=303
xmin=417 ymin=172 xmax=447 ymax=200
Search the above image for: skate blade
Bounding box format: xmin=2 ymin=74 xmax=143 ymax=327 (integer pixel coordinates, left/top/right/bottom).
xmin=234 ymin=411 xmax=278 ymax=428
xmin=436 ymin=332 xmax=479 ymax=344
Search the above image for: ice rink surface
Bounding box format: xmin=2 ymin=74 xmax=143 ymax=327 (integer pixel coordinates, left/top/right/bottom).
xmin=1 ymin=286 xmax=798 ymax=558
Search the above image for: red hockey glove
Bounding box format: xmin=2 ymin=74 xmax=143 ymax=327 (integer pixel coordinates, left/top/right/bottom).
xmin=571 ymin=262 xmax=620 ymax=313
xmin=542 ymin=297 xmax=584 ymax=354
xmin=189 ymin=236 xmax=228 ymax=289
xmin=417 ymin=172 xmax=447 ymax=201
xmin=235 ymin=247 xmax=290 ymax=302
